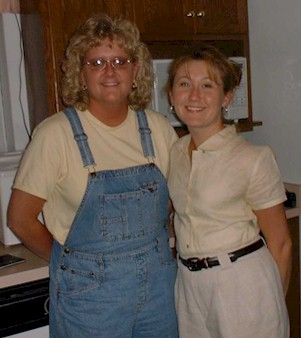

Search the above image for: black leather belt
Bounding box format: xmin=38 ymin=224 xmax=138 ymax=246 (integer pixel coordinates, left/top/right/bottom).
xmin=179 ymin=239 xmax=265 ymax=272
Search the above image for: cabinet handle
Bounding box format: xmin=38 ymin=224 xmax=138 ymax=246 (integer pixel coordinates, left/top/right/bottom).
xmin=186 ymin=11 xmax=195 ymax=17
xmin=196 ymin=11 xmax=205 ymax=17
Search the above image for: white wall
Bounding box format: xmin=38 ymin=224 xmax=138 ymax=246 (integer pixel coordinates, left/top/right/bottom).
xmin=246 ymin=0 xmax=301 ymax=184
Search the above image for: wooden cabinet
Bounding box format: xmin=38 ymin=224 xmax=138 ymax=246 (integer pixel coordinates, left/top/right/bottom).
xmin=284 ymin=183 xmax=301 ymax=338
xmin=134 ymin=0 xmax=248 ymax=38
xmin=287 ymin=217 xmax=300 ymax=338
xmin=133 ymin=1 xmax=189 ymax=37
xmin=20 ymin=0 xmax=257 ymax=131
xmin=191 ymin=0 xmax=248 ymax=35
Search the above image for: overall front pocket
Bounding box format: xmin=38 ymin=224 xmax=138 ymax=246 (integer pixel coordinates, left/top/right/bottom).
xmin=99 ymin=180 xmax=160 ymax=242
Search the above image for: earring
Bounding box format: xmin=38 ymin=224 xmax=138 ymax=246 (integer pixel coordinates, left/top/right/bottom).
xmin=169 ymin=105 xmax=174 ymax=112
xmin=223 ymin=106 xmax=230 ymax=119
xmin=132 ymin=80 xmax=138 ymax=89
xmin=82 ymin=84 xmax=87 ymax=91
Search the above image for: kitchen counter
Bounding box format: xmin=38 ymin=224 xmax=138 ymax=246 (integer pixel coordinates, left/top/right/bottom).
xmin=0 ymin=243 xmax=48 ymax=288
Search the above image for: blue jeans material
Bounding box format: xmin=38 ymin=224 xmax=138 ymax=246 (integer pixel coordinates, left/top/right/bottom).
xmin=49 ymin=109 xmax=178 ymax=337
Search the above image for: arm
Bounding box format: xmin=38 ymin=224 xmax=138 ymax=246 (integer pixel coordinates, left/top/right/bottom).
xmin=168 ymin=199 xmax=177 ymax=258
xmin=7 ymin=189 xmax=53 ymax=262
xmin=253 ymin=203 xmax=292 ymax=295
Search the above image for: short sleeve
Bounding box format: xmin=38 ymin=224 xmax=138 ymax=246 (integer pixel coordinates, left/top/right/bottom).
xmin=13 ymin=116 xmax=68 ymax=200
xmin=246 ymin=147 xmax=286 ymax=210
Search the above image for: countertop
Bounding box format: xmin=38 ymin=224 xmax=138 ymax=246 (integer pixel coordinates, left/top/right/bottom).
xmin=0 ymin=243 xmax=49 ymax=288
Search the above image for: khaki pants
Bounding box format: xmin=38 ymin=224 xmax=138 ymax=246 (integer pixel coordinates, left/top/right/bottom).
xmin=175 ymin=246 xmax=289 ymax=338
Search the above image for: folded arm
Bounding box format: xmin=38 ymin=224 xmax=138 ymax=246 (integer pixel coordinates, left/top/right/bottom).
xmin=7 ymin=189 xmax=53 ymax=262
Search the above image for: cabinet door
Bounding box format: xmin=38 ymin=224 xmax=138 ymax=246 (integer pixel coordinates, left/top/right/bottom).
xmin=194 ymin=0 xmax=248 ymax=35
xmin=133 ymin=0 xmax=194 ymax=38
xmin=133 ymin=0 xmax=247 ymax=39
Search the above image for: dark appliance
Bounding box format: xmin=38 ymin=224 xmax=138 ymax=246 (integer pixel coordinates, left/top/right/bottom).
xmin=0 ymin=278 xmax=49 ymax=337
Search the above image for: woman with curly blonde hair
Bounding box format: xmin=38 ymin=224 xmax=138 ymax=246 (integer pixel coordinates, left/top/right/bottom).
xmin=8 ymin=14 xmax=178 ymax=337
xmin=61 ymin=14 xmax=154 ymax=112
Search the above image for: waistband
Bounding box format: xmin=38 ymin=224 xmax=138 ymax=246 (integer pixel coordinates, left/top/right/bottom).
xmin=179 ymin=239 xmax=265 ymax=272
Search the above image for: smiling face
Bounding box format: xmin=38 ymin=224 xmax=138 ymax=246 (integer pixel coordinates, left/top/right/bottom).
xmin=80 ymin=39 xmax=139 ymax=113
xmin=169 ymin=60 xmax=233 ymax=139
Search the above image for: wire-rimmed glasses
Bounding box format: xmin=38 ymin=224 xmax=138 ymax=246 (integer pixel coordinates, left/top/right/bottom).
xmin=82 ymin=57 xmax=133 ymax=71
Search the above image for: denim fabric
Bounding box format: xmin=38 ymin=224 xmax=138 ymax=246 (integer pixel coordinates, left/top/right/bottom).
xmin=64 ymin=107 xmax=96 ymax=168
xmin=49 ymin=109 xmax=178 ymax=337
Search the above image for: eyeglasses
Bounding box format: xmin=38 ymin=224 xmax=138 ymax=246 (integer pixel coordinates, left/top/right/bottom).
xmin=82 ymin=57 xmax=133 ymax=71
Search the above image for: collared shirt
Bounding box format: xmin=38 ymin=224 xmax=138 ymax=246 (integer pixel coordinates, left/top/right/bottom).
xmin=168 ymin=125 xmax=286 ymax=258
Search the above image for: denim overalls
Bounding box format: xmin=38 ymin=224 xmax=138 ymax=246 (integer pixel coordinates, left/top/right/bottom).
xmin=49 ymin=108 xmax=178 ymax=338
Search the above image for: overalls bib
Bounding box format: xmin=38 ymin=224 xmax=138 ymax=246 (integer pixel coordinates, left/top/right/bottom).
xmin=49 ymin=108 xmax=178 ymax=338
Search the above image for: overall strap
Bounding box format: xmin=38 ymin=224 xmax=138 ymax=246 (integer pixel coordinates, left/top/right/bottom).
xmin=137 ymin=110 xmax=155 ymax=161
xmin=64 ymin=107 xmax=96 ymax=169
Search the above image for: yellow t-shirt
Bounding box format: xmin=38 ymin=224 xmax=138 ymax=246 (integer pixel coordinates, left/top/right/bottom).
xmin=14 ymin=108 xmax=178 ymax=244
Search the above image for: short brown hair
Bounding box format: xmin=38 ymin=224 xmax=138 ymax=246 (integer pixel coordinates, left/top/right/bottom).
xmin=166 ymin=44 xmax=242 ymax=94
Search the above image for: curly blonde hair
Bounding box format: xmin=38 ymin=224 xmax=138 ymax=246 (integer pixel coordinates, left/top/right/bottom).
xmin=61 ymin=14 xmax=154 ymax=111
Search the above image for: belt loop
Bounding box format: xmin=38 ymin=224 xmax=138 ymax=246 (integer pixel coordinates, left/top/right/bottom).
xmin=217 ymin=253 xmax=232 ymax=269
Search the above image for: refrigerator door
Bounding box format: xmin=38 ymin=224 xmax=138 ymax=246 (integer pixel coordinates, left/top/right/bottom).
xmin=0 ymin=154 xmax=22 ymax=245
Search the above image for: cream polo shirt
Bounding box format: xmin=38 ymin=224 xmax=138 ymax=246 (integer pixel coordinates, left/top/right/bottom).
xmin=168 ymin=125 xmax=286 ymax=259
xmin=13 ymin=108 xmax=178 ymax=244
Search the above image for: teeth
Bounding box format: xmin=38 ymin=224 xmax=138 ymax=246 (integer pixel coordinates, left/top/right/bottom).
xmin=187 ymin=106 xmax=202 ymax=111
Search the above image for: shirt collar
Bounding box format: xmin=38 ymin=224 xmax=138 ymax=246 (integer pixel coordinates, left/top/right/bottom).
xmin=197 ymin=125 xmax=237 ymax=152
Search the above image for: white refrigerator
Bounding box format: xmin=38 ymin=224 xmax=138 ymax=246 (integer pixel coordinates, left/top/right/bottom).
xmin=0 ymin=153 xmax=22 ymax=245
